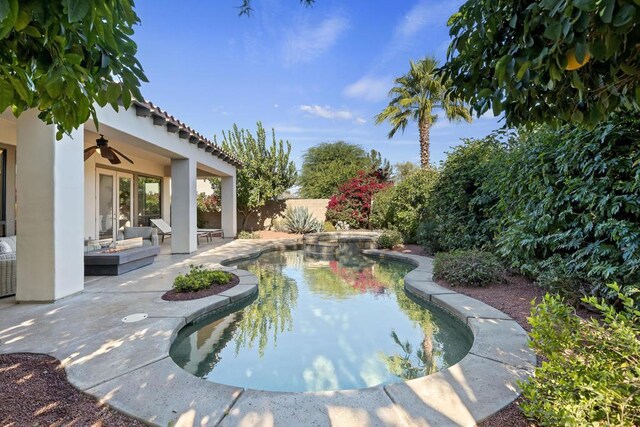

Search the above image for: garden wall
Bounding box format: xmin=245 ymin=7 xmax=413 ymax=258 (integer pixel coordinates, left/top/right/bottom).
xmin=199 ymin=198 xmax=329 ymax=232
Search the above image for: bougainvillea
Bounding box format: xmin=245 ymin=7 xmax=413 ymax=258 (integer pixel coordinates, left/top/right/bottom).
xmin=325 ymin=169 xmax=391 ymax=229
xmin=197 ymin=193 xmax=220 ymax=213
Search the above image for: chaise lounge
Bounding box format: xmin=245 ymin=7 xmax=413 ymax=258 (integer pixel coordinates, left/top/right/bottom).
xmin=150 ymin=218 xmax=224 ymax=243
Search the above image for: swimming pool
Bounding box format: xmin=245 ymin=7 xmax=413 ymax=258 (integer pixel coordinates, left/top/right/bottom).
xmin=170 ymin=250 xmax=472 ymax=392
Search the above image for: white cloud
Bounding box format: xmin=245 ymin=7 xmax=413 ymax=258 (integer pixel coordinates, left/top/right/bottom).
xmin=397 ymin=2 xmax=431 ymax=39
xmin=273 ymin=104 xmax=279 ymax=108
xmin=283 ymin=16 xmax=349 ymax=65
xmin=354 ymin=117 xmax=367 ymax=125
xmin=343 ymin=75 xmax=392 ymax=102
xmin=300 ymin=105 xmax=353 ymax=120
xmin=372 ymin=1 xmax=458 ymax=68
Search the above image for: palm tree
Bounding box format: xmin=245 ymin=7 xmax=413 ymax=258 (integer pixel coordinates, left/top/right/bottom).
xmin=375 ymin=57 xmax=471 ymax=168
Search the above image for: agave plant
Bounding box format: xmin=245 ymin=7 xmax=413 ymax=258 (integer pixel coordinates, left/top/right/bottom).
xmin=283 ymin=207 xmax=321 ymax=234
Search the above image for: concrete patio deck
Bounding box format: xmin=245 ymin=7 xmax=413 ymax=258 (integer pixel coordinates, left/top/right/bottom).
xmin=0 ymin=238 xmax=535 ymax=426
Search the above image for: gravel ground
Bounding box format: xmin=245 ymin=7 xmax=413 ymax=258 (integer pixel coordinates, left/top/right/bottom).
xmin=0 ymin=353 xmax=146 ymax=426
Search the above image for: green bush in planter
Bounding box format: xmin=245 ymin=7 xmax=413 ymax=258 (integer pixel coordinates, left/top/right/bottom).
xmin=433 ymin=249 xmax=505 ymax=287
xmin=173 ymin=265 xmax=233 ymax=293
xmin=520 ymin=284 xmax=640 ymax=426
xmin=377 ymin=230 xmax=403 ymax=249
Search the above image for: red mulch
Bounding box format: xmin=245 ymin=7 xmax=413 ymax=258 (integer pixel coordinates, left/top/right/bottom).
xmin=0 ymin=353 xmax=146 ymax=426
xmin=161 ymin=273 xmax=239 ymax=301
xmin=436 ymin=274 xmax=544 ymax=332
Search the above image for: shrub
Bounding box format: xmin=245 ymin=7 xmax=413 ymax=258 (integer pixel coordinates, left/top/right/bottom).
xmin=271 ymin=217 xmax=286 ymax=232
xmin=371 ymin=168 xmax=439 ymax=243
xmin=173 ymin=265 xmax=233 ymax=293
xmin=298 ymin=141 xmax=391 ymax=198
xmin=493 ymin=116 xmax=640 ymax=298
xmin=419 ymin=135 xmax=507 ymax=253
xmin=283 ymin=207 xmax=321 ymax=234
xmin=377 ymin=230 xmax=403 ymax=249
xmin=520 ymin=284 xmax=640 ymax=426
xmin=237 ymin=230 xmax=261 ymax=239
xmin=323 ymin=221 xmax=336 ymax=232
xmin=534 ymin=255 xmax=590 ymax=306
xmin=433 ymin=249 xmax=505 ymax=287
xmin=325 ymin=170 xmax=391 ymax=229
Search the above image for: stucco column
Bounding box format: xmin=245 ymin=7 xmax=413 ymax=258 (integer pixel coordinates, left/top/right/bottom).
xmin=171 ymin=158 xmax=197 ymax=253
xmin=16 ymin=110 xmax=84 ymax=302
xmin=161 ymin=175 xmax=171 ymax=224
xmin=220 ymin=174 xmax=237 ymax=238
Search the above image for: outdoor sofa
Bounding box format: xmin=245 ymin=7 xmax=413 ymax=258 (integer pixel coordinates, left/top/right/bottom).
xmin=84 ymin=227 xmax=160 ymax=276
xmin=0 ymin=235 xmax=16 ymax=297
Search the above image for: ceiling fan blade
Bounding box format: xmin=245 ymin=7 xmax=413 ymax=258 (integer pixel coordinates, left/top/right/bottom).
xmin=83 ymin=146 xmax=97 ymax=161
xmin=100 ymin=146 xmax=117 ymax=161
xmin=100 ymin=146 xmax=121 ymax=164
xmin=109 ymin=147 xmax=134 ymax=164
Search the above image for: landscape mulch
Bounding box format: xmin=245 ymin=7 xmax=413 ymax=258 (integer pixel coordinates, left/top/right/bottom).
xmin=0 ymin=352 xmax=147 ymax=427
xmin=161 ymin=273 xmax=240 ymax=301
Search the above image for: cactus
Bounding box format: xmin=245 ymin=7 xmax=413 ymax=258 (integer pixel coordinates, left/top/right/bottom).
xmin=283 ymin=207 xmax=322 ymax=234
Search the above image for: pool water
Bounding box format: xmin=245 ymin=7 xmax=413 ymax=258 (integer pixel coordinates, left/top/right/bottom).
xmin=170 ymin=250 xmax=472 ymax=392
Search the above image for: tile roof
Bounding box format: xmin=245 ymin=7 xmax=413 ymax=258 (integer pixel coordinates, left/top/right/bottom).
xmin=131 ymin=100 xmax=242 ymax=168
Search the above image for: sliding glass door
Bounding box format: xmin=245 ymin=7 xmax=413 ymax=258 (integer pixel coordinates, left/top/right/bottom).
xmin=96 ymin=170 xmax=134 ymax=241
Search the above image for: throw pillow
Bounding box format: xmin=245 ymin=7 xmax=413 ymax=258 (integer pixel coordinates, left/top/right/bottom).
xmin=0 ymin=241 xmax=12 ymax=253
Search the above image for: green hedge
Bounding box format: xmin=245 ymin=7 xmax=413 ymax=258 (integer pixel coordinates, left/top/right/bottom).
xmin=493 ymin=116 xmax=640 ymax=297
xmin=418 ymin=136 xmax=506 ymax=253
xmin=370 ymin=168 xmax=438 ymax=243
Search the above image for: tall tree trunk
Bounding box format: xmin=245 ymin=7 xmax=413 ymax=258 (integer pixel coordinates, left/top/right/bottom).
xmin=419 ymin=119 xmax=431 ymax=168
xmin=240 ymin=210 xmax=252 ymax=231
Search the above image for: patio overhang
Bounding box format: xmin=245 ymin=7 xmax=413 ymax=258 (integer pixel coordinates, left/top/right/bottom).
xmin=0 ymin=102 xmax=238 ymax=302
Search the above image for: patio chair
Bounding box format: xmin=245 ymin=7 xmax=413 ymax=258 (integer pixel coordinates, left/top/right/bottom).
xmin=150 ymin=218 xmax=224 ymax=243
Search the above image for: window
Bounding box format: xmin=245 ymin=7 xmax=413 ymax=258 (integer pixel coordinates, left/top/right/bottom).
xmin=137 ymin=176 xmax=161 ymax=226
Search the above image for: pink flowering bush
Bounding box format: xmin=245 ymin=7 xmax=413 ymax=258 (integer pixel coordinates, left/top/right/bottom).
xmin=326 ymin=170 xmax=391 ymax=229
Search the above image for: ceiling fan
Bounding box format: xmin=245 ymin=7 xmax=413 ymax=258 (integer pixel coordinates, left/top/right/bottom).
xmin=84 ymin=134 xmax=134 ymax=165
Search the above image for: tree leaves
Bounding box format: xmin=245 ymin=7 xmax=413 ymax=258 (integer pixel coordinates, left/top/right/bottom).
xmin=444 ymin=0 xmax=640 ymax=128
xmin=376 ymin=57 xmax=471 ymax=167
xmin=0 ymin=78 xmax=14 ymax=112
xmin=217 ymin=123 xmax=297 ymax=228
xmin=0 ymin=0 xmax=146 ymax=139
xmin=63 ymin=0 xmax=92 ymax=22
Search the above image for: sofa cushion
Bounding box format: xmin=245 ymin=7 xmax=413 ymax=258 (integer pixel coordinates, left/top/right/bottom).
xmin=0 ymin=241 xmax=12 ymax=253
xmin=123 ymin=226 xmax=154 ymax=240
xmin=0 ymin=236 xmax=16 ymax=253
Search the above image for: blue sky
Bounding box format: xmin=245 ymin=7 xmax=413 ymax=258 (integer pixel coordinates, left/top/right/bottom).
xmin=133 ymin=0 xmax=502 ymax=169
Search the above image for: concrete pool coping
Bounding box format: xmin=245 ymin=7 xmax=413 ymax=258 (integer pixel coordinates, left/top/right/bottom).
xmin=0 ymin=238 xmax=535 ymax=426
